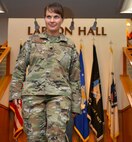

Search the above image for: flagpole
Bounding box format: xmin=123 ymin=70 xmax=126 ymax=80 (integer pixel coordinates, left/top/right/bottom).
xmin=107 ymin=43 xmax=119 ymax=142
xmin=73 ymin=43 xmax=90 ymax=142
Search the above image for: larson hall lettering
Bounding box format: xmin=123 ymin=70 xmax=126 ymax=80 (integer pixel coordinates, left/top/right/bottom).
xmin=28 ymin=26 xmax=107 ymax=36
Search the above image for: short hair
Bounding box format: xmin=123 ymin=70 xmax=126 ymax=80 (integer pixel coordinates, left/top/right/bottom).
xmin=44 ymin=2 xmax=64 ymax=18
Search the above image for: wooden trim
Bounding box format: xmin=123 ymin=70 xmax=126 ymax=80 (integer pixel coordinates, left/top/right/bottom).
xmin=123 ymin=49 xmax=127 ymax=75
xmin=121 ymin=47 xmax=132 ymax=107
xmin=105 ymin=105 xmax=132 ymax=142
xmin=0 ymin=46 xmax=11 ymax=63
xmin=0 ymin=103 xmax=9 ymax=110
xmin=0 ymin=106 xmax=129 ymax=142
xmin=119 ymin=105 xmax=131 ymax=113
xmin=6 ymin=52 xmax=10 ymax=75
xmin=104 ymin=104 xmax=131 ymax=113
xmin=123 ymin=46 xmax=132 ymax=63
xmin=1 ymin=41 xmax=8 ymax=47
xmin=120 ymin=75 xmax=132 ymax=107
xmin=0 ymin=103 xmax=10 ymax=142
xmin=0 ymin=75 xmax=12 ymax=100
xmin=120 ymin=105 xmax=132 ymax=142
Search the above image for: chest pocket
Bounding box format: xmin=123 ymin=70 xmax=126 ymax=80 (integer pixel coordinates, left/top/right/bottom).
xmin=53 ymin=43 xmax=72 ymax=70
xmin=30 ymin=42 xmax=52 ymax=62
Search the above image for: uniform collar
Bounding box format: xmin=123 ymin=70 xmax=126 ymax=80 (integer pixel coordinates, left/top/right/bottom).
xmin=39 ymin=32 xmax=68 ymax=43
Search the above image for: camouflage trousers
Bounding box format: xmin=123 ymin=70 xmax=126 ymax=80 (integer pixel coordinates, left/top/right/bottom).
xmin=22 ymin=95 xmax=71 ymax=142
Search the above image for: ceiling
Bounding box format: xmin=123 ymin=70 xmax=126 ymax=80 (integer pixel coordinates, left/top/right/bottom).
xmin=0 ymin=0 xmax=132 ymax=19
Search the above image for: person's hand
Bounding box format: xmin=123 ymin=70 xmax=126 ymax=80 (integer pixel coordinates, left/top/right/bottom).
xmin=72 ymin=112 xmax=77 ymax=118
xmin=13 ymin=99 xmax=21 ymax=106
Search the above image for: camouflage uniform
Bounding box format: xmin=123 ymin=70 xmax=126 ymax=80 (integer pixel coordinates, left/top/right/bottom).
xmin=10 ymin=33 xmax=81 ymax=142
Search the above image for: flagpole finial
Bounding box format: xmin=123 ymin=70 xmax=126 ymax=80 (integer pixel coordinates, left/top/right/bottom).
xmin=69 ymin=18 xmax=75 ymax=31
xmin=91 ymin=18 xmax=97 ymax=31
xmin=80 ymin=43 xmax=83 ymax=50
xmin=34 ymin=18 xmax=40 ymax=33
xmin=92 ymin=37 xmax=95 ymax=45
xmin=80 ymin=39 xmax=84 ymax=50
xmin=109 ymin=41 xmax=113 ymax=54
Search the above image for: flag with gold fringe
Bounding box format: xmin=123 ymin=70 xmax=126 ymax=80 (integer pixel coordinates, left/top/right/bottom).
xmin=74 ymin=44 xmax=90 ymax=141
xmin=107 ymin=47 xmax=119 ymax=142
xmin=9 ymin=99 xmax=23 ymax=139
xmin=87 ymin=44 xmax=104 ymax=141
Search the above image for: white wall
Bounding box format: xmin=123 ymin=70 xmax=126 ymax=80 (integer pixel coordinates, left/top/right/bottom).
xmin=8 ymin=18 xmax=129 ymax=110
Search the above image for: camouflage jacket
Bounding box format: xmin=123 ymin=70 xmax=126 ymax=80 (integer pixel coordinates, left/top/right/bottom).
xmin=10 ymin=33 xmax=81 ymax=114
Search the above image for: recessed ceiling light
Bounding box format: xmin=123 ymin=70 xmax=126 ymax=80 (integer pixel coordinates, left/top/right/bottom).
xmin=120 ymin=0 xmax=132 ymax=13
xmin=0 ymin=0 xmax=6 ymax=13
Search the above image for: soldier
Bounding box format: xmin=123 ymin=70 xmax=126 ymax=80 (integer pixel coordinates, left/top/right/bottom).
xmin=10 ymin=2 xmax=81 ymax=142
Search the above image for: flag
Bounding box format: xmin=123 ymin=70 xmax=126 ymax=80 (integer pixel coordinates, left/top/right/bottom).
xmin=74 ymin=44 xmax=90 ymax=141
xmin=9 ymin=99 xmax=23 ymax=139
xmin=107 ymin=47 xmax=119 ymax=142
xmin=87 ymin=44 xmax=104 ymax=141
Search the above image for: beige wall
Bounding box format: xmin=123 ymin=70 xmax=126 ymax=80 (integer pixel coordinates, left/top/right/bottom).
xmin=8 ymin=18 xmax=129 ymax=110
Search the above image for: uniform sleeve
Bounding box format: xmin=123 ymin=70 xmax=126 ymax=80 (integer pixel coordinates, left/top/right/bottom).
xmin=9 ymin=41 xmax=31 ymax=101
xmin=69 ymin=45 xmax=81 ymax=114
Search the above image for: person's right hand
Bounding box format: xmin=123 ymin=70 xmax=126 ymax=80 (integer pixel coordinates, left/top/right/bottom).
xmin=13 ymin=99 xmax=21 ymax=106
xmin=72 ymin=112 xmax=77 ymax=118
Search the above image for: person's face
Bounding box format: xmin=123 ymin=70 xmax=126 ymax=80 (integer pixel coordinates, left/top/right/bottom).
xmin=44 ymin=9 xmax=63 ymax=35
